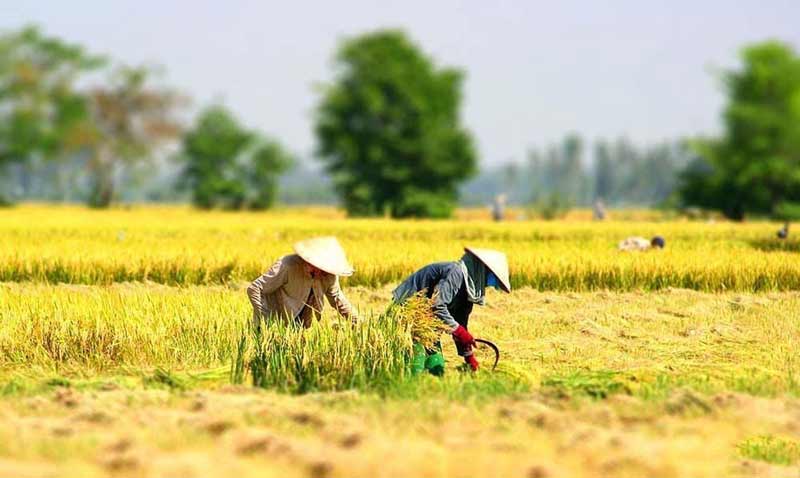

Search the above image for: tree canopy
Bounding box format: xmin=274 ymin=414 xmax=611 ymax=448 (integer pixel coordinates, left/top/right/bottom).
xmin=314 ymin=30 xmax=477 ymax=218
xmin=85 ymin=66 xmax=184 ymax=207
xmin=0 ymin=26 xmax=103 ymax=204
xmin=680 ymin=40 xmax=800 ymax=220
xmin=179 ymin=105 xmax=294 ymax=210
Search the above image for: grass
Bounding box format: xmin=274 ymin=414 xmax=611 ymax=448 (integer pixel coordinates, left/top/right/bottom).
xmin=541 ymin=370 xmax=630 ymax=399
xmin=738 ymin=435 xmax=800 ymax=465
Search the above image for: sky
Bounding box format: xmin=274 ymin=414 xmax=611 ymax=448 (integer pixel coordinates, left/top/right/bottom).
xmin=2 ymin=0 xmax=799 ymax=167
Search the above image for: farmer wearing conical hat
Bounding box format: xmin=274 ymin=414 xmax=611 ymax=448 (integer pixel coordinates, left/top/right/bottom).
xmin=247 ymin=236 xmax=359 ymax=328
xmin=618 ymin=235 xmax=665 ymax=252
xmin=392 ymin=247 xmax=511 ymax=374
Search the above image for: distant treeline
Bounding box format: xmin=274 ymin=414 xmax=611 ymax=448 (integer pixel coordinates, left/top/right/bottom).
xmin=0 ymin=155 xmax=336 ymax=205
xmin=461 ymin=134 xmax=692 ymax=207
xmin=4 ymin=134 xmax=692 ymax=208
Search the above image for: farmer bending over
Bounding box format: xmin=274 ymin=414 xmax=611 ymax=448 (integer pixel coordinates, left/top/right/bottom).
xmin=618 ymin=235 xmax=665 ymax=252
xmin=247 ymin=236 xmax=358 ymax=329
xmin=392 ymin=247 xmax=511 ymax=374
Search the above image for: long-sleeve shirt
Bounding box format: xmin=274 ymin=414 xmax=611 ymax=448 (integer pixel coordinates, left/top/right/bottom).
xmin=618 ymin=236 xmax=651 ymax=252
xmin=247 ymin=254 xmax=357 ymax=328
xmin=392 ymin=262 xmax=475 ymax=356
xmin=392 ymin=261 xmax=474 ymax=327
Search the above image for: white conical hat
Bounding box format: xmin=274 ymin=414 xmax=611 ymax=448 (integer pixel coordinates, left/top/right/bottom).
xmin=293 ymin=236 xmax=354 ymax=276
xmin=464 ymin=247 xmax=511 ymax=292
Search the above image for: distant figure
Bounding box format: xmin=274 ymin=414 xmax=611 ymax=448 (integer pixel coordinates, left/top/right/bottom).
xmin=491 ymin=194 xmax=507 ymax=222
xmin=618 ymin=235 xmax=665 ymax=252
xmin=593 ymin=199 xmax=607 ymax=221
xmin=777 ymin=222 xmax=790 ymax=240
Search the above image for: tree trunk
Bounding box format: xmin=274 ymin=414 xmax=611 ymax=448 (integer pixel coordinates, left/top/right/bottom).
xmin=88 ymin=150 xmax=115 ymax=208
xmin=0 ymin=162 xmax=12 ymax=206
xmin=725 ymin=202 xmax=745 ymax=221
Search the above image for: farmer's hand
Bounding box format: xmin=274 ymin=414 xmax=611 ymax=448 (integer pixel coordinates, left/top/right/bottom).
xmin=464 ymin=354 xmax=479 ymax=371
xmin=452 ymin=325 xmax=475 ymax=346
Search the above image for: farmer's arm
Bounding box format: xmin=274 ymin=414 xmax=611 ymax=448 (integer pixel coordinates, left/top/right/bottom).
xmin=324 ymin=275 xmax=358 ymax=322
xmin=431 ymin=268 xmax=461 ymax=330
xmin=247 ymin=258 xmax=288 ymax=324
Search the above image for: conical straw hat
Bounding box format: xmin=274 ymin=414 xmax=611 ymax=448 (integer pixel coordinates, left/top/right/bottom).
xmin=293 ymin=236 xmax=354 ymax=276
xmin=464 ymin=247 xmax=511 ymax=292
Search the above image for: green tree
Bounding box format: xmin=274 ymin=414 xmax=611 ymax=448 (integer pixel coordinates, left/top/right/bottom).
xmin=179 ymin=106 xmax=293 ymax=210
xmin=0 ymin=26 xmax=103 ymax=204
xmin=593 ymin=140 xmax=614 ymax=201
xmin=244 ymin=139 xmax=295 ymax=210
xmin=315 ymin=30 xmax=477 ymax=218
xmin=680 ymin=41 xmax=800 ymax=220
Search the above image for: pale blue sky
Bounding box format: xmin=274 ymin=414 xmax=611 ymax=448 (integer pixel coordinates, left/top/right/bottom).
xmin=2 ymin=0 xmax=799 ymax=166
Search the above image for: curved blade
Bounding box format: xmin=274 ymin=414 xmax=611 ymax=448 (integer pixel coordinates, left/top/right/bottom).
xmin=474 ymin=338 xmax=500 ymax=371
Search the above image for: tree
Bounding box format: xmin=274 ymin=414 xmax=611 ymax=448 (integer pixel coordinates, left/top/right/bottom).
xmin=679 ymin=41 xmax=800 ymax=220
xmin=244 ymin=139 xmax=295 ymax=210
xmin=179 ymin=106 xmax=293 ymax=210
xmin=559 ymin=133 xmax=585 ymax=204
xmin=0 ymin=26 xmax=103 ymax=204
xmin=594 ymin=140 xmax=614 ymax=201
xmin=314 ymin=30 xmax=477 ymax=218
xmin=84 ymin=66 xmax=183 ymax=208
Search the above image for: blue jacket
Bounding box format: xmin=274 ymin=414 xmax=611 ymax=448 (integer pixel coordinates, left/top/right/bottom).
xmin=392 ymin=262 xmax=474 ymax=331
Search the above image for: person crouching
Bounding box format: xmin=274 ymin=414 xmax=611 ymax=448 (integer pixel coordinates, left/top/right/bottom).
xmin=392 ymin=247 xmax=511 ymax=374
xmin=247 ymin=236 xmax=358 ymax=329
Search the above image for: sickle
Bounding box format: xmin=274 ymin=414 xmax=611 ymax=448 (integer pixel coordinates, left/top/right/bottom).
xmin=474 ymin=338 xmax=500 ymax=371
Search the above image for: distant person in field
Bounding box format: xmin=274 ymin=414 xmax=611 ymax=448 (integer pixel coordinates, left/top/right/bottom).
xmin=593 ymin=199 xmax=607 ymax=221
xmin=618 ymin=235 xmax=665 ymax=252
xmin=777 ymin=222 xmax=789 ymax=240
xmin=491 ymin=194 xmax=507 ymax=222
xmin=247 ymin=236 xmax=359 ymax=329
xmin=392 ymin=247 xmax=511 ymax=374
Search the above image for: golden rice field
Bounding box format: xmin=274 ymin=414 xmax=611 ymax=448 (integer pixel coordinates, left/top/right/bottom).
xmin=1 ymin=204 xmax=799 ymax=291
xmin=2 ymin=204 xmax=800 ymax=478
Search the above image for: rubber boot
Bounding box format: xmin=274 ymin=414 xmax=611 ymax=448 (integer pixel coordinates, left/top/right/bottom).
xmin=411 ymin=343 xmax=427 ymax=375
xmin=424 ymin=351 xmax=446 ymax=376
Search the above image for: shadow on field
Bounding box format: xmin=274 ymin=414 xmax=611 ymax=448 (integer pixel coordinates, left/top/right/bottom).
xmin=747 ymin=239 xmax=800 ymax=253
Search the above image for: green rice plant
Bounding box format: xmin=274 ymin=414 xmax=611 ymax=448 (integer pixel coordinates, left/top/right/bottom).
xmin=233 ymin=313 xmax=413 ymax=393
xmin=0 ymin=284 xmax=247 ymax=370
xmin=738 ymin=435 xmax=800 ymax=465
xmin=233 ymin=294 xmax=457 ymax=393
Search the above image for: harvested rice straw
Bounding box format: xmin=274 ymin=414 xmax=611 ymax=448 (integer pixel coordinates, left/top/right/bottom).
xmin=392 ymin=291 xmax=451 ymax=349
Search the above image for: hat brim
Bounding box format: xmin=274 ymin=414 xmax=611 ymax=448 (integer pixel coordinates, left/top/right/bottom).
xmin=296 ymin=252 xmax=354 ymax=276
xmin=293 ymin=236 xmax=355 ymax=277
xmin=464 ymin=247 xmax=511 ymax=293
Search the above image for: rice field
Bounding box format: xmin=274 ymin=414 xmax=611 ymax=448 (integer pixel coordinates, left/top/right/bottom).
xmin=1 ymin=204 xmax=799 ymax=291
xmin=1 ymin=205 xmax=800 ymax=477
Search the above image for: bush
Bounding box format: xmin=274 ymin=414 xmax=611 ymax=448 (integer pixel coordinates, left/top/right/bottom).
xmin=775 ymin=202 xmax=800 ymax=221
